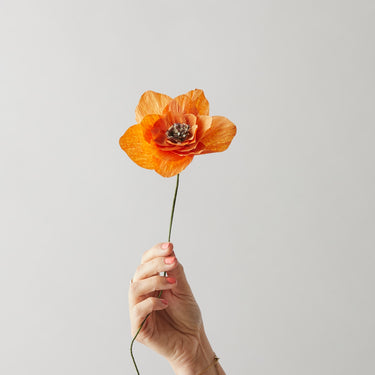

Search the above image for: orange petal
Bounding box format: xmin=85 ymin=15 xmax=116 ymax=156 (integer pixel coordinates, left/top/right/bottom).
xmin=150 ymin=116 xmax=172 ymax=145
xmin=152 ymin=113 xmax=197 ymax=147
xmin=119 ymin=124 xmax=156 ymax=170
xmin=195 ymin=115 xmax=212 ymax=140
xmin=172 ymin=141 xmax=203 ymax=156
xmin=141 ymin=114 xmax=162 ymax=142
xmin=154 ymin=155 xmax=194 ymax=177
xmin=135 ymin=91 xmax=172 ymax=123
xmin=165 ymin=116 xmax=211 ymax=156
xmin=185 ymin=89 xmax=209 ymax=115
xmin=196 ymin=116 xmax=237 ymax=154
xmin=164 ymin=95 xmax=198 ymax=115
xmin=154 ymin=148 xmax=187 ymax=161
xmin=163 ymin=112 xmax=197 ymax=128
xmin=182 ymin=113 xmax=197 ymax=127
xmin=150 ymin=112 xmax=192 ymax=138
xmin=165 ymin=112 xmax=186 ymax=128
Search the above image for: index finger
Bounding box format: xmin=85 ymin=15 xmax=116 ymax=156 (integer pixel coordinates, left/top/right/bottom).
xmin=141 ymin=242 xmax=174 ymax=264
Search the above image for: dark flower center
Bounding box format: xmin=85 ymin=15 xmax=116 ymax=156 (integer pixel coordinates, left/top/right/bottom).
xmin=166 ymin=123 xmax=191 ymax=143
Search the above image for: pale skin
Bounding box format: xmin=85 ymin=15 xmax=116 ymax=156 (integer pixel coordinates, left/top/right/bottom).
xmin=129 ymin=242 xmax=226 ymax=375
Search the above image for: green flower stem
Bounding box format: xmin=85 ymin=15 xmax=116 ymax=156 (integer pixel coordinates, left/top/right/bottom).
xmin=168 ymin=173 xmax=180 ymax=243
xmin=130 ymin=174 xmax=180 ymax=374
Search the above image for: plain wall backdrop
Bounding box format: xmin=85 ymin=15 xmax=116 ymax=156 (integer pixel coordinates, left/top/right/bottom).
xmin=0 ymin=1 xmax=374 ymax=374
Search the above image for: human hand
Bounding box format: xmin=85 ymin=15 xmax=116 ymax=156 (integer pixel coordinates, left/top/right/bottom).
xmin=129 ymin=242 xmax=224 ymax=374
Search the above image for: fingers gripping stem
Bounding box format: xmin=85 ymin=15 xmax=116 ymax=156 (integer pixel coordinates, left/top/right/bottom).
xmin=130 ymin=174 xmax=180 ymax=374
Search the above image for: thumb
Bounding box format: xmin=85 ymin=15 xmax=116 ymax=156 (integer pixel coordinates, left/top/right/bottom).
xmin=166 ymin=259 xmax=192 ymax=294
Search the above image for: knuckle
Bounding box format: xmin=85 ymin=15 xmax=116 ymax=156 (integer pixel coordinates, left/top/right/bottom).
xmin=147 ymin=297 xmax=157 ymax=309
xmin=141 ymin=248 xmax=153 ymax=264
xmin=141 ymin=243 xmax=159 ymax=264
xmin=130 ymin=281 xmax=139 ymax=294
xmin=135 ymin=264 xmax=143 ymax=275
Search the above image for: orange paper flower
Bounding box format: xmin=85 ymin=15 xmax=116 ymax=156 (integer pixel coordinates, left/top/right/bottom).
xmin=119 ymin=89 xmax=236 ymax=177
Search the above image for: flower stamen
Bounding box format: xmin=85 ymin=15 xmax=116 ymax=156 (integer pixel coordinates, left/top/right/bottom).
xmin=166 ymin=123 xmax=191 ymax=143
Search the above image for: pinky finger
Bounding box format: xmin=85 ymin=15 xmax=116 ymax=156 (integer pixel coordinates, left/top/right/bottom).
xmin=131 ymin=297 xmax=168 ymax=333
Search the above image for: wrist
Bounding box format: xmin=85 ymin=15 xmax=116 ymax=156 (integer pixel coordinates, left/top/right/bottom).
xmin=168 ymin=326 xmax=218 ymax=375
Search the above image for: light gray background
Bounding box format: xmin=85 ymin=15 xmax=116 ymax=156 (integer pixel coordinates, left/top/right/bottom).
xmin=1 ymin=1 xmax=374 ymax=374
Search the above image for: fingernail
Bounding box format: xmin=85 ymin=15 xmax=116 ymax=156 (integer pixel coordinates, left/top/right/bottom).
xmin=161 ymin=299 xmax=168 ymax=305
xmin=164 ymin=256 xmax=176 ymax=265
xmin=161 ymin=242 xmax=169 ymax=250
xmin=166 ymin=277 xmax=176 ymax=284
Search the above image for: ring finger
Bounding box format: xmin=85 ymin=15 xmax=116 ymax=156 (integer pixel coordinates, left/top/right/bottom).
xmin=129 ymin=275 xmax=177 ymax=306
xmin=132 ymin=254 xmax=177 ymax=282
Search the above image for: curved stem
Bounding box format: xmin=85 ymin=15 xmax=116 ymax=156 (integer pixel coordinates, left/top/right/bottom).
xmin=130 ymin=174 xmax=180 ymax=374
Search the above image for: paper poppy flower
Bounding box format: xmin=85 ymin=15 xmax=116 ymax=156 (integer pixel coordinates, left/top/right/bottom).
xmin=119 ymin=89 xmax=236 ymax=177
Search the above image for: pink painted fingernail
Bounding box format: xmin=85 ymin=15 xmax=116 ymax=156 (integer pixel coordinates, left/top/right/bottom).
xmin=166 ymin=277 xmax=176 ymax=284
xmin=164 ymin=256 xmax=176 ymax=265
xmin=161 ymin=242 xmax=169 ymax=250
xmin=161 ymin=299 xmax=168 ymax=305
